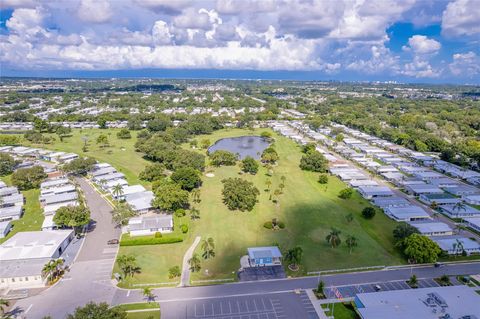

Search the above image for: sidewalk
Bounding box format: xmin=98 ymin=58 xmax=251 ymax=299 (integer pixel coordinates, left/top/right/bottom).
xmin=179 ymin=236 xmax=201 ymax=287
xmin=305 ymin=289 xmax=330 ymax=319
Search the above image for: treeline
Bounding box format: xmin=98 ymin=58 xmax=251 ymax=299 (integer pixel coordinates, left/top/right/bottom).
xmin=308 ymin=96 xmax=480 ymax=168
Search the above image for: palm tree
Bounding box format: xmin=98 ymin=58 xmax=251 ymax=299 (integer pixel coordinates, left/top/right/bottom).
xmin=265 ymin=179 xmax=272 ymax=192
xmin=430 ymin=201 xmax=439 ymax=210
xmin=316 ymin=280 xmax=325 ymax=297
xmin=98 ymin=178 xmax=107 ymax=189
xmin=0 ymin=298 xmax=10 ymax=317
xmin=408 ymin=274 xmax=418 ymax=288
xmin=453 ymin=239 xmax=464 ymax=257
xmin=285 ymin=246 xmax=303 ymax=269
xmin=191 ymin=188 xmax=201 ymax=204
xmin=201 ymin=237 xmax=215 ymax=259
xmin=190 ymin=207 xmax=200 ymax=220
xmin=188 ymin=254 xmax=201 ymax=272
xmin=42 ymin=259 xmax=64 ymax=283
xmin=117 ymin=254 xmax=141 ymax=279
xmin=326 ymin=228 xmax=342 ymax=248
xmin=112 ymin=183 xmax=124 ymax=199
xmin=142 ymin=287 xmax=155 ymax=302
xmin=279 ymin=183 xmax=285 ymax=193
xmin=345 ymin=235 xmax=358 ymax=254
xmin=273 ymin=189 xmax=281 ymax=204
xmin=280 ymin=175 xmax=286 ymax=184
xmin=453 ymin=202 xmax=466 ymax=212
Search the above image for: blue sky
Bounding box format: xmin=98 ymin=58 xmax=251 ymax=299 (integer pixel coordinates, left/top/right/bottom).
xmin=0 ymin=0 xmax=479 ymax=83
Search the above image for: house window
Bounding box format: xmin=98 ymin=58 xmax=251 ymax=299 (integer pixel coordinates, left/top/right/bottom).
xmin=12 ymin=278 xmax=15 ymax=282
xmin=25 ymin=277 xmax=29 ymax=281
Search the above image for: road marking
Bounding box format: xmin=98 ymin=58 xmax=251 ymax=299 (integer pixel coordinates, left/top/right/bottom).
xmin=25 ymin=304 xmax=33 ymax=314
xmin=62 ymin=277 xmax=73 ymax=281
xmin=126 ymin=290 xmax=131 ymax=297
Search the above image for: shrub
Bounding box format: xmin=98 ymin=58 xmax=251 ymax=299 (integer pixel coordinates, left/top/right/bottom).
xmin=120 ymin=236 xmax=183 ymax=246
xmin=154 ymin=232 xmax=162 ymax=238
xmin=116 ymin=128 xmax=131 ymax=139
xmin=263 ymin=221 xmax=273 ymax=229
xmin=277 ymin=221 xmax=286 ymax=229
xmin=175 ymin=209 xmax=186 ymax=217
xmin=180 ymin=224 xmax=189 ymax=233
xmin=318 ymin=174 xmax=328 ymax=184
xmin=338 ymin=187 xmax=354 ymax=199
xmin=362 ymin=207 xmax=376 ymax=219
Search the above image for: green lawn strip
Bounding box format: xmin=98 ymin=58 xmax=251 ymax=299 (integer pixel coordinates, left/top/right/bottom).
xmin=186 ymin=128 xmax=402 ymax=282
xmin=322 ymin=302 xmax=360 ymax=319
xmin=112 ymin=303 xmax=160 ymax=319
xmin=113 ymin=302 xmax=160 ymax=311
xmin=0 ymin=175 xmax=43 ymax=244
xmin=126 ymin=311 xmax=160 ymax=319
xmin=19 ymin=129 xmax=151 ymax=186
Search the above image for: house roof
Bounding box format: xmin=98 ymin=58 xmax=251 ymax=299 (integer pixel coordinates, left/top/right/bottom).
xmin=358 ymin=185 xmax=394 ymax=196
xmin=41 ymin=178 xmax=70 ymax=189
xmin=385 ymin=205 xmax=430 ymax=220
xmin=128 ymin=215 xmax=173 ymax=231
xmin=409 ymin=221 xmax=452 ymax=234
xmin=44 ymin=192 xmax=78 ymax=205
xmin=0 ymin=230 xmax=73 ymax=260
xmin=247 ymin=246 xmax=282 ymax=259
xmin=125 ymin=191 xmax=154 ymax=211
xmin=433 ymin=236 xmax=480 ymax=251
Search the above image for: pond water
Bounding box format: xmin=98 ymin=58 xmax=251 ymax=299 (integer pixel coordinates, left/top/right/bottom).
xmin=208 ymin=136 xmax=270 ymax=160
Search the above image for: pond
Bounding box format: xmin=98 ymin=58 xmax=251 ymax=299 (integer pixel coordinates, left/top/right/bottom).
xmin=208 ymin=136 xmax=270 ymax=160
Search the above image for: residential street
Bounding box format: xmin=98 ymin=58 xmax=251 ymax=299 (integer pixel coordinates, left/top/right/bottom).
xmin=12 ymin=178 xmax=121 ymax=319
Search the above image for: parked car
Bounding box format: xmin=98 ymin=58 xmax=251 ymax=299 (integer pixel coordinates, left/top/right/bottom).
xmin=374 ymin=285 xmax=382 ymax=291
xmin=107 ymin=239 xmax=119 ymax=245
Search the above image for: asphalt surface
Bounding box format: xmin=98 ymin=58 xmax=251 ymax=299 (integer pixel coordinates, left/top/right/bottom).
xmin=12 ymin=178 xmax=121 ymax=319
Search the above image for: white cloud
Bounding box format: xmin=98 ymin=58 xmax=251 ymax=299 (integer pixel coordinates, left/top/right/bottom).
xmin=216 ymin=0 xmax=276 ymax=14
xmin=402 ymin=35 xmax=441 ymax=54
xmin=152 ymin=20 xmax=172 ymax=45
xmin=0 ymin=0 xmax=37 ymax=9
xmin=77 ymin=0 xmax=112 ymax=23
xmin=442 ymin=0 xmax=480 ymax=36
xmin=401 ymin=56 xmax=441 ymax=78
xmin=173 ymin=8 xmax=215 ymax=30
xmin=346 ymin=44 xmax=400 ymax=74
xmin=449 ymin=51 xmax=480 ymax=76
xmin=134 ymin=0 xmax=192 ymax=14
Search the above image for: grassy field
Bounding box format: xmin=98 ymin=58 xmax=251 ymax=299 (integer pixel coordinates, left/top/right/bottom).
xmin=0 ymin=175 xmax=43 ymax=244
xmin=186 ymin=128 xmax=403 ymax=281
xmin=21 ymin=129 xmax=151 ymax=186
xmin=15 ymin=127 xmax=404 ymax=285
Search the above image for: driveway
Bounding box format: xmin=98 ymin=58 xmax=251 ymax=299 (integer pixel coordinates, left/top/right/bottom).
xmin=12 ymin=178 xmax=121 ymax=319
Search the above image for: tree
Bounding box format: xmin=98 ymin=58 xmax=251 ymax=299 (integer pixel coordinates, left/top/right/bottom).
xmin=188 ymin=254 xmax=201 ymax=272
xmin=338 ymin=188 xmax=354 ymax=199
xmin=260 ymin=131 xmax=272 ymax=139
xmin=0 ymin=298 xmax=9 ymax=317
xmin=117 ymin=255 xmax=141 ymax=279
xmin=11 ymin=165 xmax=47 ymax=190
xmin=209 ymin=150 xmax=238 ymax=166
xmin=403 ymin=234 xmax=441 ymax=263
xmin=170 ymin=149 xmax=205 ymax=171
xmin=147 ymin=116 xmax=171 ymax=132
xmin=361 ymin=207 xmax=376 ymax=219
xmin=171 ymin=167 xmax=202 ymax=191
xmin=139 ymin=163 xmax=166 ymax=182
xmin=326 ymin=228 xmax=342 ymax=248
xmin=261 ymin=147 xmax=279 ymax=164
xmin=66 ymin=302 xmax=127 ymax=319
xmin=56 ymin=126 xmax=71 ymax=142
xmin=168 ymin=266 xmax=181 ymax=279
xmin=452 ymin=238 xmax=465 ymax=257
xmin=111 ymin=202 xmax=137 ymax=226
xmin=112 ymin=183 xmax=124 ymax=198
xmin=430 ymin=201 xmax=439 ymax=210
xmin=438 ymin=274 xmax=451 ymax=286
xmin=265 ymin=179 xmax=272 ymax=191
xmin=128 ymin=117 xmax=143 ymax=131
xmin=316 ymin=281 xmax=325 ymax=297
xmin=453 ymin=202 xmax=467 ymax=213
xmin=96 ymin=134 xmax=109 ymax=148
xmin=302 ymin=143 xmax=316 ymax=154
xmin=221 ymin=178 xmax=260 ymax=211
xmin=97 ymin=118 xmax=107 ymax=129
xmin=190 ymin=207 xmax=200 ymax=220
xmin=299 ymin=150 xmax=328 ymax=172
xmin=142 ymin=287 xmax=155 ymax=302
xmin=241 ymin=156 xmax=259 ymax=174
xmin=116 ymin=128 xmax=131 ymax=139
xmin=63 ymin=157 xmax=96 ymax=175
xmin=408 ymin=274 xmax=418 ymax=288
xmin=285 ymin=246 xmax=303 ymax=269
xmin=0 ymin=153 xmax=16 ymax=176
xmin=42 ymin=258 xmax=65 ymax=283
xmin=393 ymin=223 xmax=420 ymax=245
xmin=53 ymin=205 xmax=90 ymax=233
xmin=201 ymin=237 xmax=215 ymax=259
xmin=318 ymin=174 xmax=328 ymax=184
xmin=152 ymin=183 xmax=189 ymax=212
xmin=335 ymin=133 xmax=344 ymax=143
xmin=345 ymin=235 xmax=358 ymax=254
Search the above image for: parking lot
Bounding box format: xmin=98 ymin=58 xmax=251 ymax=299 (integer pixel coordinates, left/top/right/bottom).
xmin=160 ymin=291 xmax=319 ymax=319
xmin=324 ymin=278 xmax=456 ymax=299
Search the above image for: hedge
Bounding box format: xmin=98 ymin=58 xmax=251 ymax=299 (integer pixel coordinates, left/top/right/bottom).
xmin=120 ymin=236 xmax=183 ymax=246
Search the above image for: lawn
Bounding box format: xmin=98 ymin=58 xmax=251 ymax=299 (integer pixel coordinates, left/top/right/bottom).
xmin=322 ymin=303 xmax=360 ymax=319
xmin=0 ymin=175 xmax=43 ymax=244
xmin=113 ymin=303 xmax=160 ymax=319
xmin=20 ymin=129 xmax=151 ymax=186
xmin=187 ymin=128 xmax=403 ymax=281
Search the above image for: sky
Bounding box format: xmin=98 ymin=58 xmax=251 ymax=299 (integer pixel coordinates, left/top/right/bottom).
xmin=0 ymin=0 xmax=479 ymax=83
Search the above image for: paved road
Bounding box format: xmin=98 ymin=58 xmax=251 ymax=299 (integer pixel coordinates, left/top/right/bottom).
xmin=12 ymin=178 xmax=120 ymax=319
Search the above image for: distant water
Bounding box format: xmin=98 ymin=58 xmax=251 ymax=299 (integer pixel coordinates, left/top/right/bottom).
xmin=208 ymin=136 xmax=270 ymax=160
